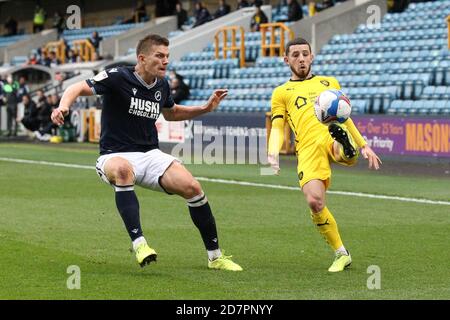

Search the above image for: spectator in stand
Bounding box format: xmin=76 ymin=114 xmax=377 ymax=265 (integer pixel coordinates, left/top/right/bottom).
xmin=55 ymin=72 xmax=65 ymax=92
xmin=135 ymin=0 xmax=149 ymax=22
xmin=18 ymin=94 xmax=40 ymax=135
xmin=250 ymin=4 xmax=268 ymax=32
xmin=17 ymin=76 xmax=30 ymax=100
xmin=35 ymin=90 xmax=46 ymax=107
xmin=2 ymin=75 xmax=19 ymax=137
xmin=33 ymin=5 xmax=46 ymax=33
xmin=169 ymin=71 xmax=190 ymax=104
xmin=88 ymin=31 xmax=103 ymax=54
xmin=387 ymin=0 xmax=409 ymax=13
xmin=0 ymin=77 xmax=3 ymax=130
xmin=27 ymin=53 xmax=39 ymax=65
xmin=4 ymin=17 xmax=18 ymax=36
xmin=276 ymin=0 xmax=287 ymax=12
xmin=66 ymin=49 xmax=78 ymax=63
xmin=193 ymin=2 xmax=212 ymax=28
xmin=250 ymin=0 xmax=263 ymax=7
xmin=44 ymin=51 xmax=61 ymax=68
xmin=315 ymin=0 xmax=335 ymax=12
xmin=35 ymin=93 xmax=59 ymax=141
xmin=122 ymin=0 xmax=149 ymax=24
xmin=35 ymin=90 xmax=48 ymax=117
xmin=213 ymin=0 xmax=231 ymax=19
xmin=286 ymin=0 xmax=303 ymax=22
xmin=175 ymin=2 xmax=188 ymax=30
xmin=0 ymin=75 xmax=4 ymax=96
xmin=36 ymin=47 xmax=47 ymax=64
xmin=52 ymin=11 xmax=65 ymax=37
xmin=236 ymin=0 xmax=250 ymax=10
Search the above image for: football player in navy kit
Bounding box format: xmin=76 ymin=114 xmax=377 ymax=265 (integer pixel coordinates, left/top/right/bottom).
xmin=51 ymin=34 xmax=242 ymax=271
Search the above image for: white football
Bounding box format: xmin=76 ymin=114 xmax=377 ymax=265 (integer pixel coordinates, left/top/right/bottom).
xmin=314 ymin=89 xmax=352 ymax=124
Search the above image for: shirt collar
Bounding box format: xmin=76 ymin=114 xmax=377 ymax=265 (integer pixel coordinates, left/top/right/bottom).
xmin=133 ymin=71 xmax=158 ymax=89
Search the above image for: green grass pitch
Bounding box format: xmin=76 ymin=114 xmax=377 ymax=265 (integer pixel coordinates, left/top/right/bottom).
xmin=0 ymin=143 xmax=449 ymax=299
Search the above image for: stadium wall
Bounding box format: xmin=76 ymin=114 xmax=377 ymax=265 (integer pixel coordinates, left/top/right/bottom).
xmin=117 ymin=5 xmax=272 ymax=64
xmin=100 ymin=16 xmax=177 ymax=59
xmin=3 ymin=29 xmax=58 ymax=65
xmin=178 ymin=113 xmax=450 ymax=160
xmin=167 ymin=5 xmax=271 ymax=63
xmin=290 ymin=0 xmax=387 ymax=53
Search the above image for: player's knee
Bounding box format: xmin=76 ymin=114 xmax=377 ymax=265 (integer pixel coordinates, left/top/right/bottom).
xmin=112 ymin=163 xmax=134 ymax=183
xmin=183 ymin=179 xmax=203 ymax=199
xmin=306 ymin=195 xmax=325 ymax=213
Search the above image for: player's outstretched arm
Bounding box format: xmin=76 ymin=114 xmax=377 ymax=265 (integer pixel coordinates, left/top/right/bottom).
xmin=162 ymin=89 xmax=228 ymax=121
xmin=345 ymin=118 xmax=382 ymax=170
xmin=51 ymin=81 xmax=93 ymax=126
xmin=267 ymin=118 xmax=285 ymax=175
xmin=361 ymin=145 xmax=382 ymax=170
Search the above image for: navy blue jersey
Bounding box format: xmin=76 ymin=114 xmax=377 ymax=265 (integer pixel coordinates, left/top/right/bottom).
xmin=86 ymin=66 xmax=175 ymax=155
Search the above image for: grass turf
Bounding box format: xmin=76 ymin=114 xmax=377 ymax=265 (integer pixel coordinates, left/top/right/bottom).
xmin=0 ymin=143 xmax=449 ymax=299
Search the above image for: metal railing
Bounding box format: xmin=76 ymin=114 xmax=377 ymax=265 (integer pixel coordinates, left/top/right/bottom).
xmin=44 ymin=40 xmax=66 ymax=63
xmin=214 ymin=26 xmax=245 ymax=68
xmin=447 ymin=15 xmax=450 ymax=49
xmin=260 ymin=23 xmax=294 ymax=57
xmin=72 ymin=40 xmax=96 ymax=62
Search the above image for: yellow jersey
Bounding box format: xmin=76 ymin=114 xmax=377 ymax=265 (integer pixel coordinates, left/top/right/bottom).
xmin=270 ymin=75 xmax=366 ymax=154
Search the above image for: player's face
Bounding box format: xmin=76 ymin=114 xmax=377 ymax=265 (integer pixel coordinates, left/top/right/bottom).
xmin=285 ymin=44 xmax=314 ymax=80
xmin=141 ymin=45 xmax=170 ymax=78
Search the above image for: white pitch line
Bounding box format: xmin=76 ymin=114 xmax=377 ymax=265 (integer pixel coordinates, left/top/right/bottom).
xmin=1 ymin=157 xmax=449 ymax=206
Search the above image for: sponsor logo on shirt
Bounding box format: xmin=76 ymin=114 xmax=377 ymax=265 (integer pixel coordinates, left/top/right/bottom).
xmin=128 ymin=97 xmax=160 ymax=119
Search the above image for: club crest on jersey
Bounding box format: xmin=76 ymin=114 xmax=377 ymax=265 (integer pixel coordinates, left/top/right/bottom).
xmin=320 ymin=80 xmax=330 ymax=87
xmin=129 ymin=97 xmax=160 ymax=119
xmin=155 ymin=91 xmax=161 ymax=101
xmin=132 ymin=88 xmax=137 ymax=96
xmin=295 ymin=96 xmax=307 ymax=109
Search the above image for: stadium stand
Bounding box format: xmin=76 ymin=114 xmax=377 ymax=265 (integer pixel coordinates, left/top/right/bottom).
xmin=319 ymin=0 xmax=450 ymax=115
xmin=0 ymin=35 xmax=29 ymax=48
xmin=62 ymin=23 xmax=144 ymax=48
xmin=174 ymin=0 xmax=450 ymax=115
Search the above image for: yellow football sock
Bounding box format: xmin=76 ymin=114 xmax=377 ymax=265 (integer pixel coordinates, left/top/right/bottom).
xmin=311 ymin=206 xmax=343 ymax=251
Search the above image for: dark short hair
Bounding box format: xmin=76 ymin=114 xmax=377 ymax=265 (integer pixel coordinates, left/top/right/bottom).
xmin=136 ymin=34 xmax=169 ymax=56
xmin=285 ymin=37 xmax=312 ymax=55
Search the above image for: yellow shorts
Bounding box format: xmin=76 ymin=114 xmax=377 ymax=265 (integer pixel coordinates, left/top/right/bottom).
xmin=297 ymin=134 xmax=357 ymax=189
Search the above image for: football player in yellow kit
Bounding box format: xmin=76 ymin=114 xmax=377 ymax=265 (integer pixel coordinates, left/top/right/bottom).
xmin=268 ymin=38 xmax=382 ymax=272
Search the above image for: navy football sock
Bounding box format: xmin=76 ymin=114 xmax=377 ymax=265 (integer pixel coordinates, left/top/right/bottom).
xmin=187 ymin=193 xmax=219 ymax=251
xmin=115 ymin=186 xmax=143 ymax=241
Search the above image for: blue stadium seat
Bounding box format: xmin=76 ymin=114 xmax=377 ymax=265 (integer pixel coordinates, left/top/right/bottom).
xmin=436 ymin=100 xmax=450 ymax=115
xmin=386 ymin=100 xmax=402 ymax=115
xmin=417 ymin=100 xmax=436 ymax=115
xmin=434 ymin=60 xmax=448 ymax=85
xmin=433 ymin=86 xmax=447 ymax=99
xmin=421 ymin=86 xmax=435 ymax=100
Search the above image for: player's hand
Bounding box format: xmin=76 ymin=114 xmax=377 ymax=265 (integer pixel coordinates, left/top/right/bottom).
xmin=204 ymin=89 xmax=228 ymax=112
xmin=267 ymin=153 xmax=280 ymax=175
xmin=51 ymin=107 xmax=68 ymax=126
xmin=361 ymin=145 xmax=382 ymax=170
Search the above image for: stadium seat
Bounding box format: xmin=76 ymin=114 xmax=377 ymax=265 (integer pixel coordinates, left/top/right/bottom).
xmin=433 ymin=86 xmax=447 ymax=100
xmin=420 ymin=86 xmax=435 ymax=100
xmin=386 ymin=100 xmax=402 ymax=115
xmin=417 ymin=100 xmax=436 ymax=115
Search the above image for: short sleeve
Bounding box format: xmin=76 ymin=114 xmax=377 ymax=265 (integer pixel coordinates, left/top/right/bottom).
xmin=329 ymin=77 xmax=341 ymax=90
xmin=85 ymin=69 xmax=119 ymax=95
